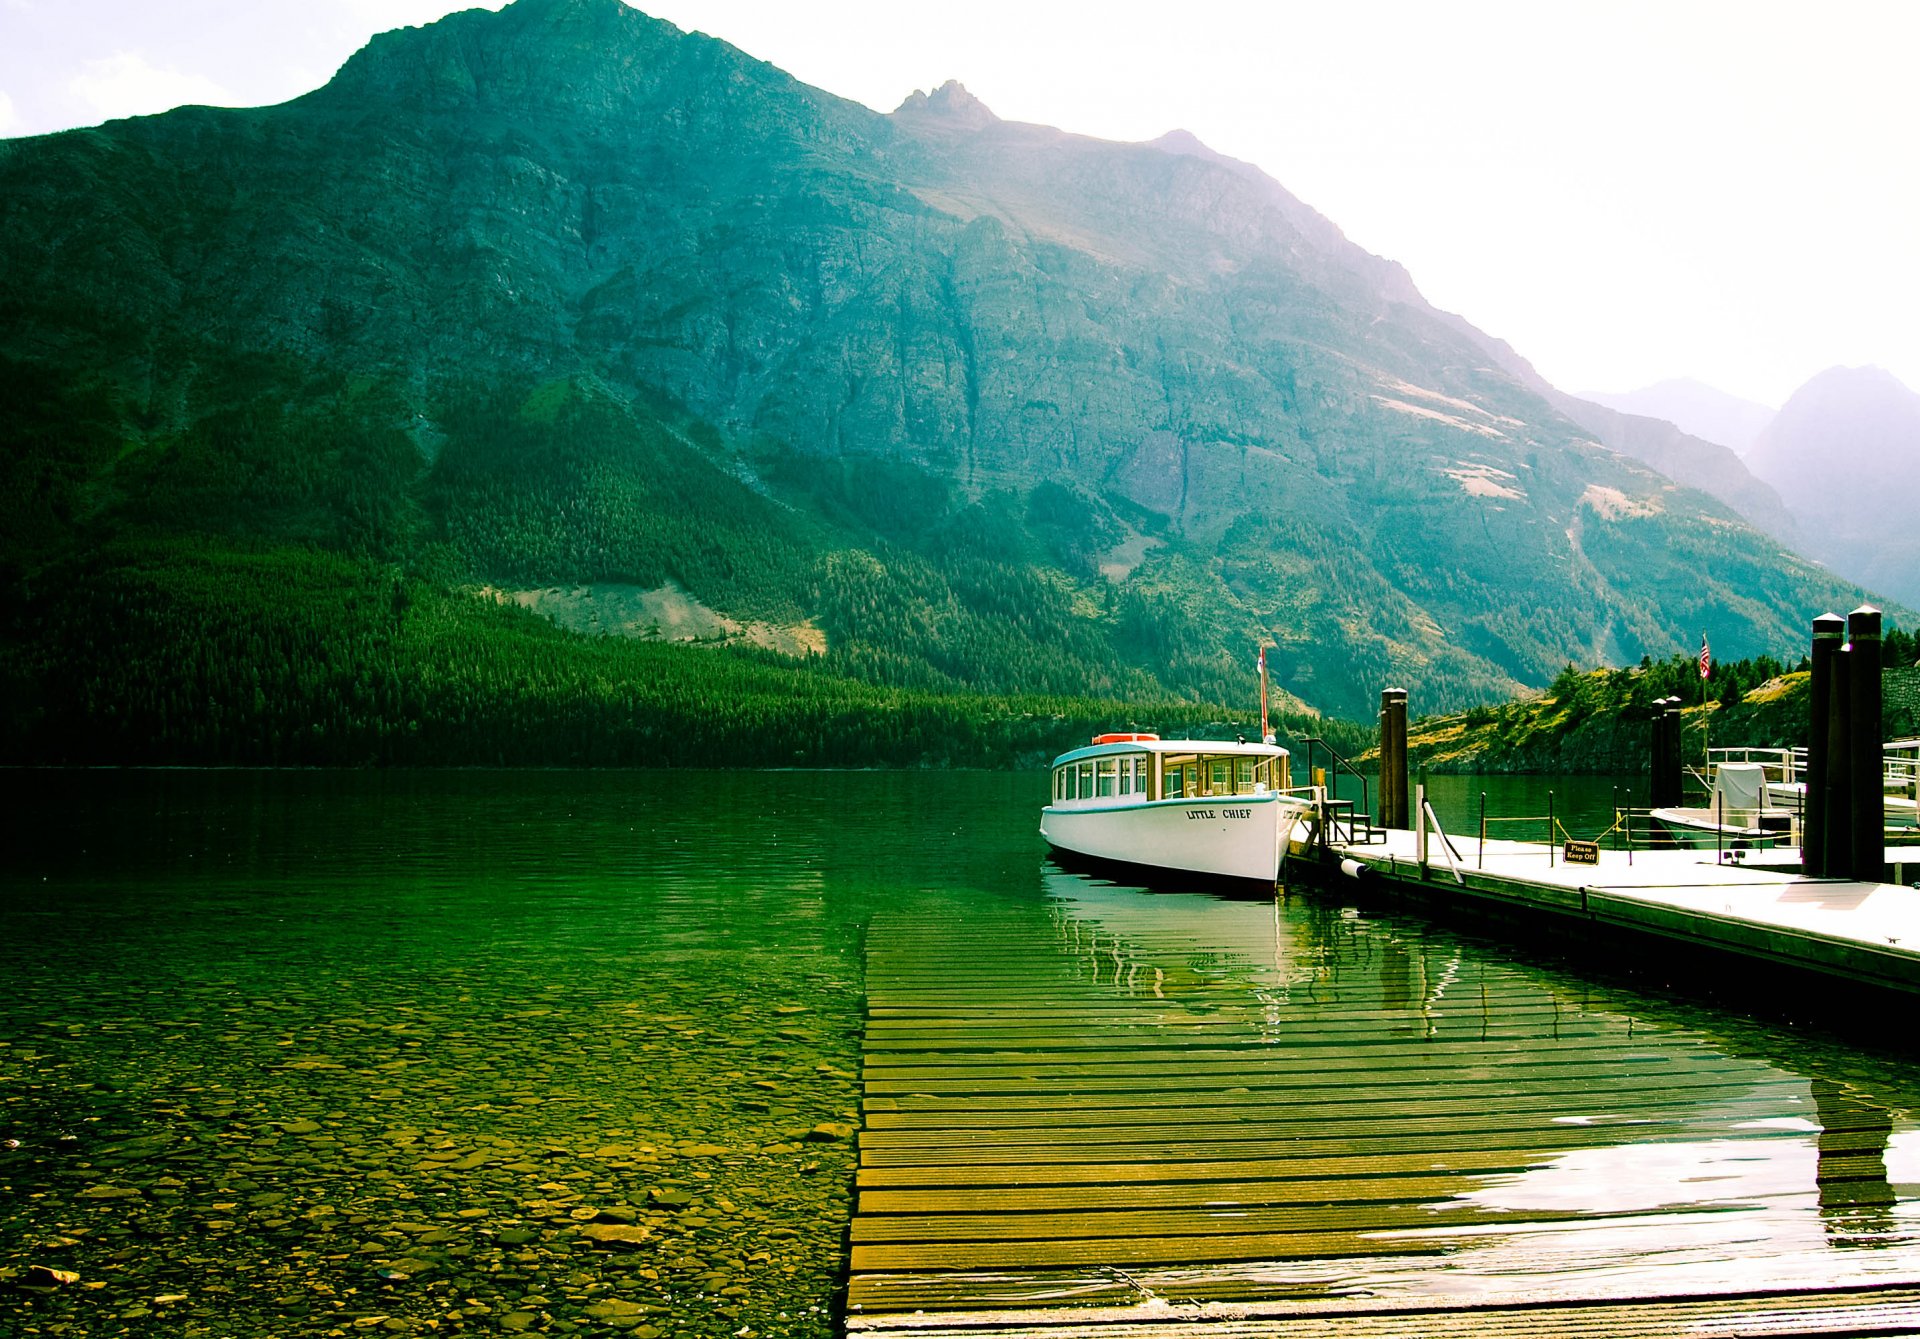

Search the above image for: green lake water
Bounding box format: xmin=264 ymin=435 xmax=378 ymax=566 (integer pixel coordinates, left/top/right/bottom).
xmin=4 ymin=769 xmax=1920 ymax=1336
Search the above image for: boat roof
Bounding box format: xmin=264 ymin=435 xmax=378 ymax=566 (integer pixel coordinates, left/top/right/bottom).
xmin=1049 ymin=737 xmax=1289 ymax=767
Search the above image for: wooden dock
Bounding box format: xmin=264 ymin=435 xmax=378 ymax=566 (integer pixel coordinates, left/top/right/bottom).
xmin=846 ymin=883 xmax=1920 ymax=1336
xmin=1300 ymin=829 xmax=1920 ymax=998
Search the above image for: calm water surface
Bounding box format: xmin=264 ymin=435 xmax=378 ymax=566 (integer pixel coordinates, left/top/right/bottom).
xmin=3 ymin=769 xmax=1919 ymax=1335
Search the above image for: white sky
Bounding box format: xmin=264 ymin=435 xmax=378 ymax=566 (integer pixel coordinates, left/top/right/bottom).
xmin=3 ymin=0 xmax=1916 ymax=408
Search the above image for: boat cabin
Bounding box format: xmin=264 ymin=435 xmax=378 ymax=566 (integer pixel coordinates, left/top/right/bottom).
xmin=1048 ymin=736 xmax=1291 ymax=808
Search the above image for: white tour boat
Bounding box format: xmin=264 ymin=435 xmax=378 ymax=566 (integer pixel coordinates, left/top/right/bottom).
xmin=1040 ymin=733 xmax=1314 ymax=885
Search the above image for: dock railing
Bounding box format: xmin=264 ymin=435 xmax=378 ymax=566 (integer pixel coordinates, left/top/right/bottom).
xmin=1887 ymin=743 xmax=1919 ymax=816
xmin=1473 ymin=788 xmax=1585 ymax=867
xmin=1709 ymin=746 xmax=1804 ymax=784
xmin=1281 ymin=782 xmax=1382 ymax=849
xmin=1300 ymin=735 xmax=1372 ymax=826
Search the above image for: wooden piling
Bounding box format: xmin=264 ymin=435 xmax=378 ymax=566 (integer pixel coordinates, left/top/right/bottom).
xmin=1850 ymin=605 xmax=1885 ymax=883
xmin=1828 ymin=643 xmax=1854 ymax=878
xmin=1380 ymin=688 xmax=1408 ymax=830
xmin=1805 ymin=613 xmax=1845 ymax=877
xmin=1650 ymin=697 xmax=1683 ymax=810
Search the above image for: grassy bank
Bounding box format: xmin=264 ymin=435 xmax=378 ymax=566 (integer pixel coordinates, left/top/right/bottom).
xmin=1395 ymin=658 xmax=1920 ymax=776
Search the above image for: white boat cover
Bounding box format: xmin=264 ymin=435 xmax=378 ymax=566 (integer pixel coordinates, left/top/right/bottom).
xmin=1714 ymin=762 xmax=1769 ymax=816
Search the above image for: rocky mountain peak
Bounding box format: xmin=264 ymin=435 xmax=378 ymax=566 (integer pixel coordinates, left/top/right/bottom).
xmin=1150 ymin=128 xmax=1216 ymax=159
xmin=893 ymin=80 xmax=998 ymax=128
xmin=316 ymin=0 xmax=702 ymax=118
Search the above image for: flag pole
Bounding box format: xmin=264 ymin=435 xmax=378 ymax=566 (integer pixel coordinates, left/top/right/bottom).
xmin=1258 ymin=643 xmax=1272 ymax=743
xmin=1699 ymin=631 xmax=1711 ymax=771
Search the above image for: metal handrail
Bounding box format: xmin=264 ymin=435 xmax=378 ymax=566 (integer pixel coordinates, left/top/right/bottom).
xmin=1300 ymin=735 xmax=1371 ymax=824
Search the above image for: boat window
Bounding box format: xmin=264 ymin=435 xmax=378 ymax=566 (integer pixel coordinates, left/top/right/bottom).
xmin=1253 ymin=758 xmax=1270 ymax=791
xmin=1236 ymin=758 xmax=1255 ymax=794
xmin=1278 ymin=756 xmax=1291 ymax=789
xmin=1164 ymin=765 xmax=1184 ymax=799
xmin=1118 ymin=757 xmax=1133 ymax=796
xmin=1096 ymin=758 xmax=1117 ymax=797
xmin=1053 ymin=768 xmax=1065 ymax=802
xmin=1208 ymin=757 xmax=1231 ymax=796
xmin=1076 ymin=762 xmax=1094 ymax=800
xmin=1184 ymin=763 xmax=1201 ymax=798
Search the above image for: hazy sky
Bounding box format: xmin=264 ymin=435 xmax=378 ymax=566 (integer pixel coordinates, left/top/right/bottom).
xmin=4 ymin=0 xmax=1916 ymax=408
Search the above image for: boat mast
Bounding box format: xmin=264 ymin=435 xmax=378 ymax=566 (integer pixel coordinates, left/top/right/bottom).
xmin=1258 ymin=642 xmax=1274 ymax=744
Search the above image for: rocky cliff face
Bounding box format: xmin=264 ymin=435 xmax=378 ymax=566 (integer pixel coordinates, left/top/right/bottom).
xmin=0 ymin=0 xmax=1895 ymax=717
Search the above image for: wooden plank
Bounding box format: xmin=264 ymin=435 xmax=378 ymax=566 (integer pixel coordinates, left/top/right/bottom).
xmin=857 ymin=1149 xmax=1556 ymax=1189
xmin=863 ymin=1019 xmax=1627 ymax=1046
xmin=863 ymin=1065 xmax=1790 ymax=1115
xmin=861 ymin=1033 xmax=1701 ymax=1069
xmin=855 ymin=1122 xmax=1802 ymax=1169
xmin=865 ymin=998 xmax=1611 ymax=1022
xmin=849 ymin=1204 xmax=1777 ymax=1271
xmin=849 ymin=1199 xmax=1755 ymax=1245
xmin=855 ymin=1100 xmax=1808 ymax=1153
xmin=863 ymin=1075 xmax=1803 ymax=1128
xmin=861 ymin=1056 xmax=1722 ymax=1097
xmin=857 ymin=1172 xmax=1491 ymax=1215
xmin=849 ymin=1225 xmax=1451 ymax=1272
xmin=843 ymin=1285 xmax=1920 ymax=1333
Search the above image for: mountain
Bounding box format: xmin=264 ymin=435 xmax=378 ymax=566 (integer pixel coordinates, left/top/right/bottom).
xmin=0 ymin=0 xmax=1901 ymax=757
xmin=1540 ymin=391 xmax=1797 ymax=543
xmin=1746 ymin=366 xmax=1920 ymax=609
xmin=1421 ymin=332 xmax=1796 ymax=540
xmin=1583 ymin=379 xmax=1777 ymax=455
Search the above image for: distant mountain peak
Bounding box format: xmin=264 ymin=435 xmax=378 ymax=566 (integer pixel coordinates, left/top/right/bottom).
xmin=1798 ymin=363 xmax=1910 ymax=397
xmin=893 ymin=80 xmax=997 ymax=128
xmin=1151 ymin=128 xmax=1214 ymax=157
xmin=1577 ymin=378 xmax=1777 ymax=457
xmin=507 ymin=0 xmax=626 ymax=14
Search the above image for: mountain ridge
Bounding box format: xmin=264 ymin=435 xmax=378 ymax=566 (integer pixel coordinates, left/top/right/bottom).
xmin=0 ymin=0 xmax=1903 ymax=746
xmin=1581 ymin=378 xmax=1777 ymax=455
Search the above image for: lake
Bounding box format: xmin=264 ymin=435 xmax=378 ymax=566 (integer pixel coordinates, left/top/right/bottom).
xmin=5 ymin=769 xmax=1920 ymax=1337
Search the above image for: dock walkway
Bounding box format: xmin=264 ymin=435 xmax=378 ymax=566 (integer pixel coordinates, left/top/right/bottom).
xmin=1303 ymin=831 xmax=1920 ymax=996
xmin=846 ymin=888 xmax=1920 ymax=1337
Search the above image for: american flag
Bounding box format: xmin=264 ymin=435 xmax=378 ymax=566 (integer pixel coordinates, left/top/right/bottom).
xmin=1698 ymin=634 xmax=1711 ymax=681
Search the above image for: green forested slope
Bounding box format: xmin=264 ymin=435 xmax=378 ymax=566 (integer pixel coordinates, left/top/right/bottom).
xmin=2 ymin=539 xmax=1362 ymax=767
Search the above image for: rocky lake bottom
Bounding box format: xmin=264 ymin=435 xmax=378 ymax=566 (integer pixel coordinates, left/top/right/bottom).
xmin=0 ymin=769 xmax=984 ymax=1339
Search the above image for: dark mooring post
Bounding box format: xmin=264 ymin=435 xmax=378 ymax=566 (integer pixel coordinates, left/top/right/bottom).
xmin=1651 ymin=697 xmax=1683 ymax=809
xmin=1379 ymin=688 xmax=1409 ymax=829
xmin=1849 ymin=605 xmax=1885 ymax=884
xmin=1666 ymin=698 xmax=1685 ymax=805
xmin=1826 ymin=641 xmax=1854 ymax=880
xmin=1804 ymin=612 xmax=1845 ymax=876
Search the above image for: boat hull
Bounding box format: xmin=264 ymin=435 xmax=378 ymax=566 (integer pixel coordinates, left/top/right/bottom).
xmin=1647 ymin=806 xmax=1791 ymax=850
xmin=1040 ymin=793 xmax=1306 ymax=884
